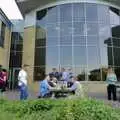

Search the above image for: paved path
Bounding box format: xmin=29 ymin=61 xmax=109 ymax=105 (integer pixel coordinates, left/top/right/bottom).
xmin=1 ymin=91 xmax=120 ymax=108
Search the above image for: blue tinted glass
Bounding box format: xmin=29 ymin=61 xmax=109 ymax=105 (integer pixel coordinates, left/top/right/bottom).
xmin=60 ymin=4 xmax=72 ymax=22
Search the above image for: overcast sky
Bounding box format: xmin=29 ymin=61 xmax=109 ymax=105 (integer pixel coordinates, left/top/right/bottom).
xmin=0 ymin=0 xmax=23 ymax=19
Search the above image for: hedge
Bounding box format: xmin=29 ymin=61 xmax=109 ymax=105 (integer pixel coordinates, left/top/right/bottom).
xmin=0 ymin=98 xmax=120 ymax=120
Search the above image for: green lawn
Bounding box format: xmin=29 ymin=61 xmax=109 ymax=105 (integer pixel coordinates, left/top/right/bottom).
xmin=0 ymin=98 xmax=120 ymax=120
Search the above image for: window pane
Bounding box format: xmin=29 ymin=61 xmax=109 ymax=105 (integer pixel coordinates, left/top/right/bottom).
xmin=107 ymin=47 xmax=114 ymax=66
xmin=9 ymin=51 xmax=23 ymax=67
xmin=47 ymin=37 xmax=58 ymax=47
xmin=111 ymin=25 xmax=120 ymax=38
xmin=34 ymin=67 xmax=45 ymax=81
xmin=73 ymin=3 xmax=85 ymax=21
xmin=36 ymin=27 xmax=46 ymax=47
xmin=35 ymin=48 xmax=46 ymax=66
xmin=36 ymin=9 xmax=47 ymax=25
xmin=98 ymin=5 xmax=109 ymax=23
xmin=100 ymin=46 xmax=108 ymax=67
xmin=109 ymin=7 xmax=120 ymax=25
xmin=0 ymin=22 xmax=6 ymax=47
xmin=60 ymin=4 xmax=72 ymax=22
xmin=46 ymin=47 xmax=58 ymax=66
xmin=87 ymin=46 xmax=100 ymax=70
xmin=112 ymin=38 xmax=120 ymax=47
xmin=99 ymin=24 xmax=111 ymax=43
xmin=74 ymin=46 xmax=87 ymax=65
xmin=86 ymin=3 xmax=98 ymax=22
xmin=47 ymin=23 xmax=59 ymax=37
xmin=73 ymin=36 xmax=86 ymax=46
xmin=114 ymin=67 xmax=120 ymax=81
xmin=87 ymin=36 xmax=99 ymax=46
xmin=87 ymin=23 xmax=98 ymax=35
xmin=60 ymin=46 xmax=72 ymax=65
xmin=113 ymin=47 xmax=120 ymax=66
xmin=104 ymin=38 xmax=112 ymax=47
xmin=60 ymin=22 xmax=72 ymax=36
xmin=60 ymin=36 xmax=72 ymax=45
xmin=47 ymin=6 xmax=59 ymax=23
xmin=73 ymin=22 xmax=85 ymax=36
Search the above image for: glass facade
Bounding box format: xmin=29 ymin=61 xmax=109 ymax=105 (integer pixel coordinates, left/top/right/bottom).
xmin=0 ymin=22 xmax=6 ymax=47
xmin=35 ymin=3 xmax=120 ymax=81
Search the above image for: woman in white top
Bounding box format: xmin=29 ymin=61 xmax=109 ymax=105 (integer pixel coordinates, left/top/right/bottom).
xmin=106 ymin=67 xmax=117 ymax=101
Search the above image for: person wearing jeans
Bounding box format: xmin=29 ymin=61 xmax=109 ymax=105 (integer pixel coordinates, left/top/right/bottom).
xmin=18 ymin=64 xmax=29 ymax=100
xmin=106 ymin=67 xmax=117 ymax=101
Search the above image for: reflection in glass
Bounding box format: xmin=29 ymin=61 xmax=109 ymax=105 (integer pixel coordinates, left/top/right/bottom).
xmin=87 ymin=23 xmax=98 ymax=36
xmin=87 ymin=36 xmax=99 ymax=46
xmin=60 ymin=22 xmax=72 ymax=36
xmin=75 ymin=67 xmax=86 ymax=81
xmin=73 ymin=3 xmax=85 ymax=21
xmin=46 ymin=47 xmax=58 ymax=66
xmin=60 ymin=46 xmax=72 ymax=66
xmin=113 ymin=47 xmax=120 ymax=66
xmin=86 ymin=3 xmax=98 ymax=22
xmin=73 ymin=22 xmax=85 ymax=36
xmin=114 ymin=67 xmax=120 ymax=81
xmin=47 ymin=23 xmax=59 ymax=37
xmin=107 ymin=47 xmax=114 ymax=66
xmin=98 ymin=5 xmax=109 ymax=23
xmin=35 ymin=3 xmax=120 ymax=81
xmin=36 ymin=26 xmax=46 ymax=47
xmin=47 ymin=37 xmax=58 ymax=47
xmin=100 ymin=46 xmax=108 ymax=67
xmin=73 ymin=36 xmax=86 ymax=46
xmin=74 ymin=46 xmax=87 ymax=66
xmin=60 ymin=4 xmax=72 ymax=22
xmin=112 ymin=38 xmax=120 ymax=47
xmin=111 ymin=25 xmax=120 ymax=38
xmin=99 ymin=24 xmax=111 ymax=47
xmin=36 ymin=9 xmax=47 ymax=26
xmin=35 ymin=48 xmax=46 ymax=66
xmin=87 ymin=46 xmax=100 ymax=70
xmin=60 ymin=36 xmax=72 ymax=45
xmin=109 ymin=7 xmax=120 ymax=25
xmin=34 ymin=67 xmax=45 ymax=81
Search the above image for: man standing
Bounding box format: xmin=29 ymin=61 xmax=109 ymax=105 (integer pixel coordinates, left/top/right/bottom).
xmin=49 ymin=68 xmax=59 ymax=80
xmin=67 ymin=68 xmax=74 ymax=87
xmin=61 ymin=68 xmax=69 ymax=86
xmin=18 ymin=64 xmax=29 ymax=100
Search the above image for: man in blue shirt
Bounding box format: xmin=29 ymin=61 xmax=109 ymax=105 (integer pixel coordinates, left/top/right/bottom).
xmin=39 ymin=75 xmax=52 ymax=98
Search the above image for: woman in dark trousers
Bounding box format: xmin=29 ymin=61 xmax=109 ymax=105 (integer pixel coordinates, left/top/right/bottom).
xmin=106 ymin=67 xmax=117 ymax=101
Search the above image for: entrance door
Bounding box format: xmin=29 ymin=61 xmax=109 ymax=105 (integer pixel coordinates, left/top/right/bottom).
xmin=8 ymin=68 xmax=21 ymax=90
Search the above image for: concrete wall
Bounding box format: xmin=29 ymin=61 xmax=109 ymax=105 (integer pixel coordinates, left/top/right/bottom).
xmin=22 ymin=26 xmax=38 ymax=90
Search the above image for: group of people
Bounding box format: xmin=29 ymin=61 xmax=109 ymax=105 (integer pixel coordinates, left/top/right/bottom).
xmin=0 ymin=63 xmax=118 ymax=101
xmin=39 ymin=68 xmax=83 ymax=98
xmin=0 ymin=65 xmax=8 ymax=93
xmin=17 ymin=65 xmax=83 ymax=100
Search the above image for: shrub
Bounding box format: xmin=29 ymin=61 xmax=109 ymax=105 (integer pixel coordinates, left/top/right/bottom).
xmin=0 ymin=98 xmax=120 ymax=120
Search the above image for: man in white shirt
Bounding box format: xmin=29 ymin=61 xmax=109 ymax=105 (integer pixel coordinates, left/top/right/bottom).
xmin=18 ymin=64 xmax=29 ymax=100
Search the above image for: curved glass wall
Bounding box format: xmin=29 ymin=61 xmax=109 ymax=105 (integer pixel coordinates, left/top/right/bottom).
xmin=35 ymin=3 xmax=120 ymax=81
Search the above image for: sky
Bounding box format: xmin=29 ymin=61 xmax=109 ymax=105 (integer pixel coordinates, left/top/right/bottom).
xmin=0 ymin=0 xmax=23 ymax=19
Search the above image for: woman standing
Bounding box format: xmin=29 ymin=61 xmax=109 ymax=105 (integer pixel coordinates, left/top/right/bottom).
xmin=106 ymin=67 xmax=117 ymax=101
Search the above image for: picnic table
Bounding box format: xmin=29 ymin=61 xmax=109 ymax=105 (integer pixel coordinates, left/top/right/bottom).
xmin=50 ymin=87 xmax=72 ymax=98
